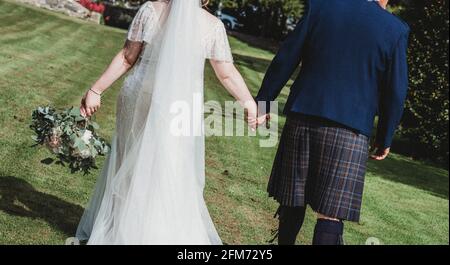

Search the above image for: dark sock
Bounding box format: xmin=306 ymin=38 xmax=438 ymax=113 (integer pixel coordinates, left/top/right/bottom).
xmin=277 ymin=206 xmax=306 ymax=245
xmin=312 ymin=218 xmax=344 ymax=245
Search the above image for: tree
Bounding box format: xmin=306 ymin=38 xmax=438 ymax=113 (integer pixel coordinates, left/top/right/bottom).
xmin=209 ymin=0 xmax=305 ymax=40
xmin=398 ymin=0 xmax=449 ymax=163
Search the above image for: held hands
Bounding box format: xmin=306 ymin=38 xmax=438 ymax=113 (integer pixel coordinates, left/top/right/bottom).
xmin=245 ymin=112 xmax=268 ymax=131
xmin=244 ymin=101 xmax=270 ymax=130
xmin=80 ymin=89 xmax=101 ymax=118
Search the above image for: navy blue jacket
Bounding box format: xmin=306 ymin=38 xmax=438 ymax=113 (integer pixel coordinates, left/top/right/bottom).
xmin=255 ymin=0 xmax=410 ymax=148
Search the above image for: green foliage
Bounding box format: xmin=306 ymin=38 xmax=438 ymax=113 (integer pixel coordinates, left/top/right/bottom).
xmin=210 ymin=0 xmax=305 ymax=39
xmin=211 ymin=0 xmax=303 ymax=16
xmin=30 ymin=106 xmax=110 ymax=174
xmin=398 ymin=0 xmax=449 ymax=163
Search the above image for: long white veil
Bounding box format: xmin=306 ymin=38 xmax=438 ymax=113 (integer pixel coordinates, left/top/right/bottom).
xmin=76 ymin=0 xmax=221 ymax=244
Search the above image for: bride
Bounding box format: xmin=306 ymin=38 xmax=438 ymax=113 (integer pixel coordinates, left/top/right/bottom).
xmin=75 ymin=0 xmax=265 ymax=244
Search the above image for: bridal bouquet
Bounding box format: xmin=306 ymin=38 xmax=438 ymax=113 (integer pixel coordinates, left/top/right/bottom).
xmin=30 ymin=106 xmax=110 ymax=174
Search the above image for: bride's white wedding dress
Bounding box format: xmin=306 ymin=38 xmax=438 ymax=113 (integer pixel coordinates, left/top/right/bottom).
xmin=75 ymin=0 xmax=233 ymax=245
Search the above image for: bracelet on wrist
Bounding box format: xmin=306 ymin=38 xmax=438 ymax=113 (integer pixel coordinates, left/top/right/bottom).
xmin=89 ymin=88 xmax=102 ymax=96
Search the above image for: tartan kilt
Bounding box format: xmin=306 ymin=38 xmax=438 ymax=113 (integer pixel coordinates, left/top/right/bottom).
xmin=268 ymin=114 xmax=370 ymax=222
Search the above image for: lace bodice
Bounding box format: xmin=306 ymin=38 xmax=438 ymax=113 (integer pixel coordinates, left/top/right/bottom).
xmin=126 ymin=1 xmax=159 ymax=43
xmin=125 ymin=1 xmax=233 ymax=63
xmin=117 ymin=1 xmax=234 ymax=153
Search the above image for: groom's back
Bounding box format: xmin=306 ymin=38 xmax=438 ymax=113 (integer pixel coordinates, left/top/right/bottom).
xmin=303 ymin=0 xmax=408 ymax=70
xmin=284 ymin=0 xmax=409 ymax=136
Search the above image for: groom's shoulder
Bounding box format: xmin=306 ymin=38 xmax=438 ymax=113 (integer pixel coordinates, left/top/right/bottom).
xmin=376 ymin=8 xmax=410 ymax=37
xmin=307 ymin=0 xmax=340 ymax=10
xmin=306 ymin=0 xmax=326 ymax=13
xmin=385 ymin=13 xmax=410 ymax=36
xmin=301 ymin=0 xmax=327 ymax=22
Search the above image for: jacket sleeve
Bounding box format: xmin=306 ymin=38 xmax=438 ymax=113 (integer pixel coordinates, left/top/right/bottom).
xmin=375 ymin=31 xmax=410 ymax=148
xmin=255 ymin=0 xmax=312 ymax=114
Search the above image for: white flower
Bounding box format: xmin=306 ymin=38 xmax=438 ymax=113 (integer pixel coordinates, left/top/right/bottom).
xmin=52 ymin=147 xmax=60 ymax=153
xmin=73 ymin=148 xmax=92 ymax=159
xmin=81 ymin=130 xmax=93 ymax=145
xmin=79 ymin=149 xmax=92 ymax=159
xmin=52 ymin=127 xmax=63 ymax=136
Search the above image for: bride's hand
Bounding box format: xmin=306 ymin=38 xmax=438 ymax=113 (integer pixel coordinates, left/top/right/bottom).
xmin=244 ymin=101 xmax=260 ymax=130
xmin=245 ymin=105 xmax=258 ymax=131
xmin=80 ymin=89 xmax=101 ymax=118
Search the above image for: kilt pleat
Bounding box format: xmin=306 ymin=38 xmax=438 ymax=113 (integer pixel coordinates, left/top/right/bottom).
xmin=268 ymin=114 xmax=369 ymax=222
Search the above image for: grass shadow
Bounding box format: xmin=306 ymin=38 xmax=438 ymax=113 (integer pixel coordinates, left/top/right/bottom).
xmin=367 ymin=155 xmax=449 ymax=199
xmin=233 ymin=53 xmax=273 ymax=75
xmin=229 ymin=31 xmax=281 ymax=53
xmin=0 ymin=175 xmax=83 ymax=237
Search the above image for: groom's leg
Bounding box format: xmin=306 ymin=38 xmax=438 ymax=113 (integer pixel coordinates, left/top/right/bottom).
xmin=277 ymin=205 xmax=307 ymax=245
xmin=312 ymin=214 xmax=344 ymax=245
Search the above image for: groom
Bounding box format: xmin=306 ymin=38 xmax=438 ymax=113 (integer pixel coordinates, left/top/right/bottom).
xmin=255 ymin=0 xmax=409 ymax=245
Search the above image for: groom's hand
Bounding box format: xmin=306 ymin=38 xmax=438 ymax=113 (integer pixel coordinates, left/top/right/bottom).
xmin=254 ymin=113 xmax=270 ymax=129
xmin=370 ymin=143 xmax=390 ymax=160
xmin=261 ymin=114 xmax=271 ymax=129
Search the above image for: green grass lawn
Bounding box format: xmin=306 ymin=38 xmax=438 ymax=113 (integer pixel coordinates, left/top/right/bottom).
xmin=0 ymin=0 xmax=448 ymax=245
